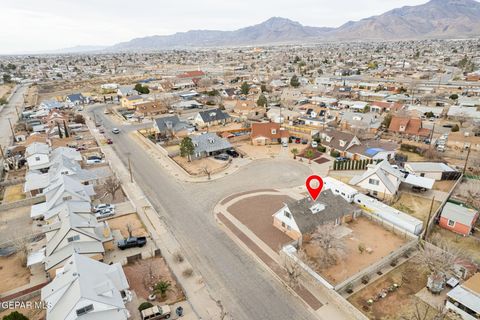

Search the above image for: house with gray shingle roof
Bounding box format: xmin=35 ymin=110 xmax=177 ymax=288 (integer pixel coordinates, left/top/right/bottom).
xmin=194 ymin=108 xmax=231 ymax=128
xmin=273 ymin=189 xmax=359 ymax=243
xmin=153 ymin=115 xmax=192 ymax=139
xmin=191 ymin=133 xmax=232 ymax=159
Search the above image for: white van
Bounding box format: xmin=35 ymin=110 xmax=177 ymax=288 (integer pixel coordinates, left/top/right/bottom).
xmin=141 ymin=305 xmax=171 ymax=320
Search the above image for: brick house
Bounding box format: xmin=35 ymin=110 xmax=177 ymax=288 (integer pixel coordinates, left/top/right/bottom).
xmin=250 ymin=122 xmax=289 ymax=145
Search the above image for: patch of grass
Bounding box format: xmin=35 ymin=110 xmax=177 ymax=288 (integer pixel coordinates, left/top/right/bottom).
xmin=392 ymin=203 xmax=414 ymax=215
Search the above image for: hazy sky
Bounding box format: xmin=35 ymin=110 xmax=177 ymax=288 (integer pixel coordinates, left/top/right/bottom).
xmin=0 ymin=0 xmax=429 ymax=53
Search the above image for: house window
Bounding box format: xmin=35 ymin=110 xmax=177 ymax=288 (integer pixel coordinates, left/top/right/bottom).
xmin=448 ymin=220 xmax=455 ymax=227
xmin=368 ymin=178 xmax=380 ymax=186
xmin=63 ymin=196 xmax=73 ymax=201
xmin=35 ymin=156 xmax=40 ymax=161
xmin=287 ymin=225 xmax=291 ymax=230
xmin=372 ymin=191 xmax=378 ymax=196
xmin=76 ymin=304 xmax=94 ymax=316
xmin=281 ymin=222 xmax=286 ymax=228
xmin=284 ymin=211 xmax=291 ymax=218
xmin=67 ymin=235 xmax=80 ymax=242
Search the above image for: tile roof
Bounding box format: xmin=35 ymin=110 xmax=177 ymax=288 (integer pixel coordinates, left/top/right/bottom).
xmin=251 ymin=122 xmax=289 ymax=140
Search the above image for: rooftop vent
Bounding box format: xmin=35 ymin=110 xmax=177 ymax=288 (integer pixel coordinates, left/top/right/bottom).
xmin=310 ymin=203 xmax=325 ymax=214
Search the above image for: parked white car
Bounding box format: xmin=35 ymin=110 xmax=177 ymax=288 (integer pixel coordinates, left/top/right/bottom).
xmin=311 ymin=141 xmax=318 ymax=148
xmin=93 ymin=204 xmax=115 ymax=212
xmin=95 ymin=208 xmax=115 ymax=219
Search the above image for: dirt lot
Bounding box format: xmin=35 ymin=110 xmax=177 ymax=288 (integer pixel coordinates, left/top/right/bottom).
xmin=400 ymin=151 xmax=425 ymax=162
xmin=0 ymin=206 xmax=36 ymax=245
xmin=393 ymin=193 xmax=441 ymax=222
xmin=0 ymin=254 xmax=30 ymax=294
xmin=430 ymin=225 xmax=480 ymax=264
xmin=432 ymin=180 xmax=456 ymax=192
xmin=93 ymin=183 xmax=127 ymax=204
xmin=227 ymin=194 xmax=293 ymax=250
xmin=0 ymin=295 xmax=45 ymax=320
xmin=123 ymin=257 xmax=185 ymax=305
xmin=107 ymin=213 xmax=147 ymax=238
xmin=172 ymin=156 xmax=228 ymax=176
xmin=303 ymin=217 xmax=408 ymax=285
xmin=348 ymin=261 xmax=441 ymax=320
xmin=0 ymin=84 xmax=13 ymax=100
xmin=2 ymin=184 xmax=26 ymax=203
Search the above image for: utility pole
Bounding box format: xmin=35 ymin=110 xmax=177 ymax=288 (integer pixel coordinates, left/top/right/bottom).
xmin=462 ymin=147 xmax=472 ymax=175
xmin=422 ymin=196 xmax=436 ymax=241
xmin=8 ymin=118 xmax=16 ymax=143
xmin=128 ymin=156 xmax=133 ymax=183
xmin=429 ymin=122 xmax=435 ymax=148
xmin=0 ymin=144 xmax=5 ymax=160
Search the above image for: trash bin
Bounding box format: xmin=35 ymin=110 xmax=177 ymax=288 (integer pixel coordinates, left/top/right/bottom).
xmin=176 ymin=306 xmax=184 ymax=317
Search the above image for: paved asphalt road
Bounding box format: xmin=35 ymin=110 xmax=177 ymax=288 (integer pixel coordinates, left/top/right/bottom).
xmin=0 ymin=85 xmax=27 ymax=148
xmin=88 ymin=105 xmax=316 ymax=320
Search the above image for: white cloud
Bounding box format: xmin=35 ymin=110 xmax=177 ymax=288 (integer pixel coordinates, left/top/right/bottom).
xmin=0 ymin=0 xmax=429 ymax=53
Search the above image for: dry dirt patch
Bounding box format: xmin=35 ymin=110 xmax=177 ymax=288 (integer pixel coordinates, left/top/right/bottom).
xmin=303 ymin=217 xmax=407 ymax=285
xmin=0 ymin=254 xmax=30 ymax=294
xmin=393 ymin=193 xmax=441 ymax=222
xmin=3 ymin=184 xmax=26 ymax=203
xmin=172 ymin=156 xmax=227 ymax=176
xmin=123 ymin=257 xmax=185 ymax=305
xmin=348 ymin=261 xmax=437 ymax=320
xmin=107 ymin=213 xmax=147 ymax=238
xmin=227 ymin=194 xmax=293 ymax=250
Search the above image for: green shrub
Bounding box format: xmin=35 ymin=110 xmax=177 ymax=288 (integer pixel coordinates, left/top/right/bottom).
xmin=138 ymin=302 xmax=153 ymax=312
xmin=330 ymin=150 xmax=340 ymax=158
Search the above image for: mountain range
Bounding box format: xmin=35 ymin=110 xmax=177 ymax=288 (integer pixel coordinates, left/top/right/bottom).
xmin=76 ymin=0 xmax=480 ymax=52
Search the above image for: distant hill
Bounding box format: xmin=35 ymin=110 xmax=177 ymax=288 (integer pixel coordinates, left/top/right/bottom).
xmin=109 ymin=17 xmax=333 ymax=50
xmin=57 ymin=0 xmax=480 ymax=52
xmin=332 ymin=0 xmax=480 ymax=39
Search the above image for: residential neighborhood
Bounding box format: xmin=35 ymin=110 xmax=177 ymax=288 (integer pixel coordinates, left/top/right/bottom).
xmin=1 ymin=1 xmax=480 ymax=320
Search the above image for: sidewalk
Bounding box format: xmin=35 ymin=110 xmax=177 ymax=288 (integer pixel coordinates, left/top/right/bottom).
xmin=214 ymin=190 xmax=353 ymax=320
xmin=130 ymin=131 xmax=252 ymax=183
xmin=86 ymin=118 xmax=223 ymax=320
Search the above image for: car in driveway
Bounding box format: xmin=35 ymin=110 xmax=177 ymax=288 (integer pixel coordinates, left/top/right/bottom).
xmin=214 ymin=153 xmax=229 ymax=161
xmin=93 ymin=203 xmax=115 ymax=212
xmin=95 ymin=208 xmax=115 ymax=219
xmin=117 ymin=237 xmax=147 ymax=250
xmin=106 ymin=138 xmax=113 ymax=144
xmin=226 ymin=149 xmax=239 ymax=158
xmin=336 ymin=157 xmax=348 ymax=161
xmin=86 ymin=158 xmax=102 ymax=164
xmin=141 ymin=305 xmax=171 ymax=320
xmin=112 ymin=128 xmax=120 ymax=134
xmin=295 ymin=138 xmax=301 ymax=144
xmin=311 ymin=141 xmax=318 ymax=148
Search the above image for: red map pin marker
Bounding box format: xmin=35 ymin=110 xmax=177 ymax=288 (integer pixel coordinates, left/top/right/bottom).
xmin=306 ymin=175 xmax=324 ymax=201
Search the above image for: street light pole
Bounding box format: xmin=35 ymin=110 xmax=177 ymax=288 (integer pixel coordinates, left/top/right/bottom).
xmin=8 ymin=118 xmax=16 ymax=143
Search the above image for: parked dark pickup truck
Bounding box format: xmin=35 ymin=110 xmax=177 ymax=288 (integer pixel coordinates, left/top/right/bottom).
xmin=117 ymin=237 xmax=147 ymax=250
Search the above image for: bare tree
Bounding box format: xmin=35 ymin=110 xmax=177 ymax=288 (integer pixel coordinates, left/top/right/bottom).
xmin=13 ymin=236 xmax=30 ymax=267
xmin=283 ymin=255 xmax=302 ymax=288
xmin=104 ymin=176 xmax=121 ymax=200
xmin=400 ymin=298 xmax=447 ymax=320
xmin=415 ymin=236 xmax=463 ymax=282
xmin=454 ymin=180 xmax=480 ymax=210
xmin=310 ymin=224 xmax=346 ymax=268
xmin=126 ymin=223 xmax=134 ymax=238
xmin=202 ymin=166 xmax=212 ymax=180
xmin=423 ymin=148 xmax=443 ymax=161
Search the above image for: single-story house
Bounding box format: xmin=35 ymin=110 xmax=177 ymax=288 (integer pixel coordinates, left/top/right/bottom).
xmin=446 ymin=273 xmax=480 ymax=320
xmin=191 ymin=133 xmax=232 ymax=159
xmin=153 ymin=115 xmax=192 ymax=139
xmin=404 ymin=162 xmax=457 ymax=180
xmin=65 ymin=93 xmax=87 ymax=107
xmin=273 ymin=189 xmax=359 ymax=244
xmin=41 ymin=253 xmax=130 ymax=320
xmin=194 ymin=108 xmax=231 ymax=127
xmin=439 ymin=202 xmax=479 ymax=236
xmin=250 ymin=122 xmax=289 ymax=145
xmin=388 ymin=116 xmax=431 ymax=138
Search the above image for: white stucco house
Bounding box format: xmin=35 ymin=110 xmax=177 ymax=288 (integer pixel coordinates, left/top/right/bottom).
xmin=41 ymin=253 xmax=130 ymax=320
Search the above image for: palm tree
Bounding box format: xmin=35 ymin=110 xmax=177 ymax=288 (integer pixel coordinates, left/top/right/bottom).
xmin=305 ymin=149 xmax=315 ymax=164
xmin=153 ymin=280 xmax=172 ymax=299
xmin=291 ymin=148 xmax=299 ymax=159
